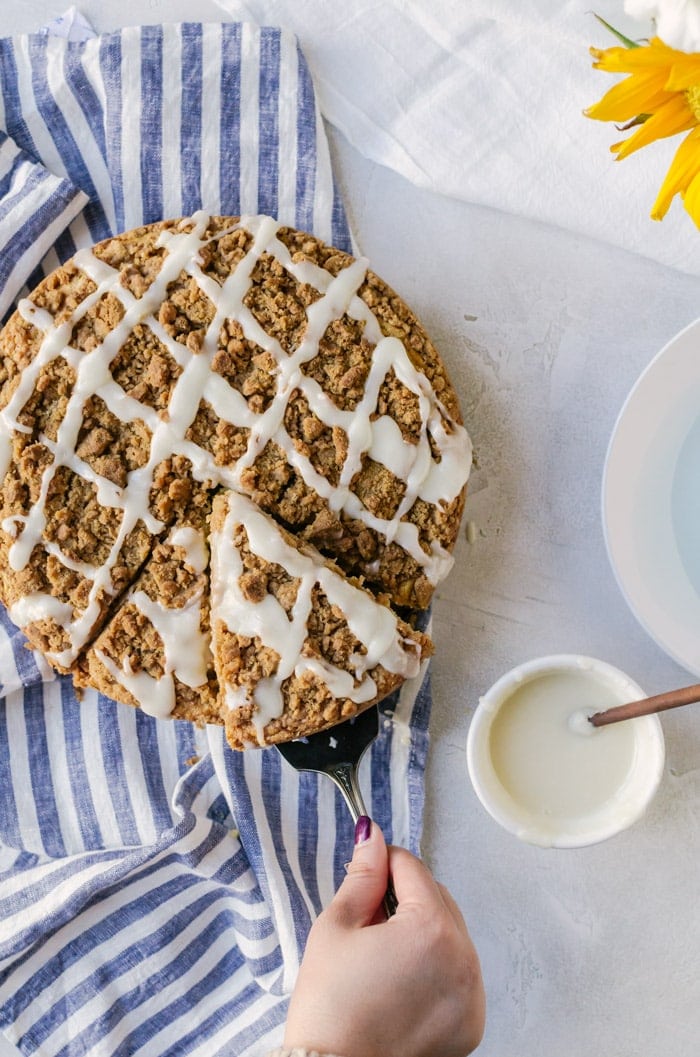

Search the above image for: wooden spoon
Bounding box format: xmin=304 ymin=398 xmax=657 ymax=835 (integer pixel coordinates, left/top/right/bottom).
xmin=589 ymin=682 xmax=700 ymax=727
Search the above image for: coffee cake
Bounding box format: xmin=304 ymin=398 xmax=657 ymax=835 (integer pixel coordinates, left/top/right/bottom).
xmin=0 ymin=213 xmax=471 ymax=746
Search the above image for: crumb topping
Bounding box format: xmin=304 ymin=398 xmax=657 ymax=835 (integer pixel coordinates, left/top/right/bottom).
xmin=0 ymin=212 xmax=470 ymax=744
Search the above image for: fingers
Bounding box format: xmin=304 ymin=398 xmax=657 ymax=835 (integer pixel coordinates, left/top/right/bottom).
xmin=327 ymin=822 xmax=476 ymax=942
xmin=388 ymin=848 xmax=473 ymax=939
xmin=327 ymin=818 xmax=390 ymax=929
xmin=436 ymin=881 xmax=472 ymax=940
xmin=386 ymin=845 xmax=446 ymax=913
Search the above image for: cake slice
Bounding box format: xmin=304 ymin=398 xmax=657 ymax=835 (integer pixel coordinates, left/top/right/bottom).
xmin=209 ymin=490 xmax=433 ymax=749
xmin=73 ymin=509 xmax=220 ymax=724
xmin=0 ymin=432 xmax=157 ymax=671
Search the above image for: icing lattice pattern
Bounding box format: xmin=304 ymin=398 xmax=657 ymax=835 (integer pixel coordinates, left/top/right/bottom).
xmin=210 ymin=491 xmax=429 ymax=746
xmin=0 ymin=213 xmax=470 ymax=741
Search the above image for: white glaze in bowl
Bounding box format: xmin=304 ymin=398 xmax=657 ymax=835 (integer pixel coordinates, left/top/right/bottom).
xmin=466 ymin=654 xmax=665 ymax=848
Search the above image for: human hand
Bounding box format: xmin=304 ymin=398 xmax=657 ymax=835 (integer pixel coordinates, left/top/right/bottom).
xmin=284 ymin=818 xmax=485 ymax=1057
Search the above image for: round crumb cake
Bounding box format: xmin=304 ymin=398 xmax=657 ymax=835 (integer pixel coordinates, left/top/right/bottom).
xmin=0 ymin=213 xmax=471 ymax=748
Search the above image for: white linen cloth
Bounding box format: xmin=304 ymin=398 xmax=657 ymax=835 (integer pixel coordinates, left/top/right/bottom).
xmin=215 ymin=0 xmax=700 ymax=275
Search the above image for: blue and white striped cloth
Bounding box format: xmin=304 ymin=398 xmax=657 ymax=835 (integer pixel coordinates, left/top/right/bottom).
xmin=0 ymin=15 xmax=433 ymax=1057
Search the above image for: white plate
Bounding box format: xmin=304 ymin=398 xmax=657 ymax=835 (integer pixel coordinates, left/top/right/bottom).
xmin=603 ymin=318 xmax=700 ymax=676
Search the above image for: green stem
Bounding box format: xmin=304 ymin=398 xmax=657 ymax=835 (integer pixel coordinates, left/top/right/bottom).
xmin=594 ymin=13 xmax=641 ymax=49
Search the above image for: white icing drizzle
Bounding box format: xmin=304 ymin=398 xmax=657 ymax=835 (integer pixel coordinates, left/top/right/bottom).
xmin=210 ymin=491 xmax=422 ymax=744
xmin=0 ymin=212 xmax=471 ymax=666
xmin=93 ymin=522 xmax=211 ymax=712
xmin=9 ymin=592 xmax=73 ymax=628
xmin=168 ymin=525 xmax=208 ymax=574
xmin=95 ymin=650 xmax=175 ymax=719
xmin=129 ymin=589 xmax=209 ymax=688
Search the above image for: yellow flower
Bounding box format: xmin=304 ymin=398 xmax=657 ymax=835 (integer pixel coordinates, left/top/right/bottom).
xmin=586 ymin=35 xmax=700 ymax=223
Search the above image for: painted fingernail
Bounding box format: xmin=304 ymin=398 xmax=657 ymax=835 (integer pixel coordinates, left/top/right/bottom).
xmin=354 ymin=815 xmax=371 ymax=845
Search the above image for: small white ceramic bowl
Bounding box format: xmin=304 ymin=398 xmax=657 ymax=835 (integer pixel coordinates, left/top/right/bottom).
xmin=466 ymin=654 xmax=665 ymax=849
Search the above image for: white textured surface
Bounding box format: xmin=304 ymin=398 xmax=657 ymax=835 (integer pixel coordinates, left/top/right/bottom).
xmin=1 ymin=3 xmax=700 ymax=1056
xmin=329 ymin=140 xmax=700 ymax=1057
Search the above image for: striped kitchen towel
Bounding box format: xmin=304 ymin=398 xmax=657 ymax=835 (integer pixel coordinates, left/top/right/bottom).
xmin=0 ymin=131 xmax=88 ymax=320
xmin=0 ymin=14 xmax=433 ymax=1057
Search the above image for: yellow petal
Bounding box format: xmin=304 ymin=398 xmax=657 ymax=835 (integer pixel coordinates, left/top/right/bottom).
xmin=591 ymin=37 xmax=679 ymax=73
xmin=651 ymin=127 xmax=700 ymax=218
xmin=681 ymin=168 xmax=700 ymax=227
xmin=664 ymin=54 xmax=700 ymax=91
xmin=613 ymin=94 xmax=696 ymax=159
xmin=585 ymin=68 xmax=674 ymax=122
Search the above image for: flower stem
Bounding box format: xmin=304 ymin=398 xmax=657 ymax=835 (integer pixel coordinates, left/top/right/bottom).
xmin=593 ymin=13 xmax=641 ymax=49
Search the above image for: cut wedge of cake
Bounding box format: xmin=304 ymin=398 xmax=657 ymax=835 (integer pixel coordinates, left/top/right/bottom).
xmin=74 ymin=510 xmax=220 ymax=724
xmin=209 ymin=490 xmax=433 ymax=748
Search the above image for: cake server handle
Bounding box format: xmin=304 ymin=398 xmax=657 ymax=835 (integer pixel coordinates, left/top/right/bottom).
xmin=326 ymin=760 xmax=399 ymax=919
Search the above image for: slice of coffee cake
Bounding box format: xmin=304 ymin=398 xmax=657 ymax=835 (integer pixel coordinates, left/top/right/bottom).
xmin=74 ymin=511 xmax=219 ymax=723
xmin=209 ymin=490 xmax=432 ymax=748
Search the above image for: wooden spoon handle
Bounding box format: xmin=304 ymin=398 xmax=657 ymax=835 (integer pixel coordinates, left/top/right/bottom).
xmin=589 ymin=682 xmax=700 ymax=727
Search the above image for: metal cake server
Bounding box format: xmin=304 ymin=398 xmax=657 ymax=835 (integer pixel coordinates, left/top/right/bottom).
xmin=276 ymin=704 xmax=398 ymax=917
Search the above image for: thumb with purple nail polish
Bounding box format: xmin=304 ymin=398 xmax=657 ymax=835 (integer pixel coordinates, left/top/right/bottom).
xmin=282 ymin=819 xmax=485 ymax=1057
xmin=354 ymin=814 xmax=371 ymax=845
